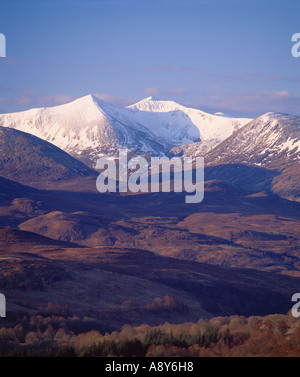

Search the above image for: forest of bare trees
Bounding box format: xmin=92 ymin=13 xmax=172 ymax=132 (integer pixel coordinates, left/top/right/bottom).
xmin=0 ymin=302 xmax=299 ymax=357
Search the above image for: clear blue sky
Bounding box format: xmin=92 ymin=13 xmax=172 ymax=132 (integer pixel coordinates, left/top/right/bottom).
xmin=0 ymin=0 xmax=300 ymax=117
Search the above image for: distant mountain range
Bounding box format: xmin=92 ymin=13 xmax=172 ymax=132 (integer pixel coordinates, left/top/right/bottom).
xmin=0 ymin=95 xmax=299 ymax=200
xmin=0 ymin=94 xmax=251 ymax=166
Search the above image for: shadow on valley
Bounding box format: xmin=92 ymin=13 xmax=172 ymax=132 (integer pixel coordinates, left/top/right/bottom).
xmin=205 ymin=164 xmax=280 ymax=193
xmin=1 ymin=173 xmax=300 ymax=230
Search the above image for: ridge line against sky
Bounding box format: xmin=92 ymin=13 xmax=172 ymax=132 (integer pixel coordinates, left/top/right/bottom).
xmin=0 ymin=0 xmax=300 ymax=117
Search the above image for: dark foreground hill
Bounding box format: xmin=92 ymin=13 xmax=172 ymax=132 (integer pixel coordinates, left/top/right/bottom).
xmin=0 ymin=126 xmax=98 ymax=190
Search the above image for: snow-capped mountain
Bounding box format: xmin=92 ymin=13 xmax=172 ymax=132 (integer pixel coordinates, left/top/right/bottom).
xmin=0 ymin=94 xmax=251 ymax=166
xmin=127 ymin=96 xmax=252 ymax=150
xmin=0 ymin=95 xmax=166 ymax=166
xmin=205 ymin=112 xmax=300 ymax=201
xmin=206 ymin=112 xmax=300 ymax=169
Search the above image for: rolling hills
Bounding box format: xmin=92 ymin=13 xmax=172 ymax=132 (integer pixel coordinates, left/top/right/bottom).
xmin=1 ymin=227 xmax=299 ymax=330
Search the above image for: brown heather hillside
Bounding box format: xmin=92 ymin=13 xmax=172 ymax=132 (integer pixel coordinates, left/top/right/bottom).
xmin=0 ymin=227 xmax=299 ymax=331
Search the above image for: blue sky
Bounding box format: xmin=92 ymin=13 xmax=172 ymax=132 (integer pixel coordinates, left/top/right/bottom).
xmin=0 ymin=0 xmax=300 ymax=117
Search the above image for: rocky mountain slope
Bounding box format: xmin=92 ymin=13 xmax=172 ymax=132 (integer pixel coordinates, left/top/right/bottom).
xmin=204 ymin=112 xmax=300 ymax=200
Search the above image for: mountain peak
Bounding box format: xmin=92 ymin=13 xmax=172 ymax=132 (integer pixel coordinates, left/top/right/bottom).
xmin=128 ymin=97 xmax=183 ymax=112
xmin=72 ymin=94 xmax=103 ymax=107
xmin=143 ymin=96 xmax=160 ymax=101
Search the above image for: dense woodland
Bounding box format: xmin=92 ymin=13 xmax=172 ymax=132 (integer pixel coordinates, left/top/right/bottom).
xmin=0 ymin=303 xmax=299 ymax=357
